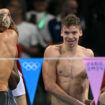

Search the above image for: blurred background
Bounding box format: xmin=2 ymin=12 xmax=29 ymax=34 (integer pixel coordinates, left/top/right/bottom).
xmin=1 ymin=0 xmax=105 ymax=105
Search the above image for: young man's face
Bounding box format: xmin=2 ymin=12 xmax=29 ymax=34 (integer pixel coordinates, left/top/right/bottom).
xmin=61 ymin=25 xmax=82 ymax=48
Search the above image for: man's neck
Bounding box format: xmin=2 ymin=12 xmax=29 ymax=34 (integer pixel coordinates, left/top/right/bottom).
xmin=62 ymin=43 xmax=78 ymax=55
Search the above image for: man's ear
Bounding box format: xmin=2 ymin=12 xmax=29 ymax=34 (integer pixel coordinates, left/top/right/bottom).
xmin=61 ymin=28 xmax=63 ymax=37
xmin=61 ymin=31 xmax=63 ymax=36
xmin=79 ymin=29 xmax=83 ymax=37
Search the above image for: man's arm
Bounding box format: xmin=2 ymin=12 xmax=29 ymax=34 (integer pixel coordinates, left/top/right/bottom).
xmin=0 ymin=9 xmax=18 ymax=45
xmin=101 ymin=87 xmax=105 ymax=94
xmin=90 ymin=90 xmax=105 ymax=105
xmin=9 ymin=48 xmax=19 ymax=89
xmin=99 ymin=92 xmax=105 ymax=104
xmin=85 ymin=49 xmax=94 ymax=105
xmin=42 ymin=46 xmax=85 ymax=105
xmin=98 ymin=87 xmax=105 ymax=104
xmin=9 ymin=60 xmax=20 ymax=90
xmin=84 ymin=80 xmax=92 ymax=105
xmin=0 ymin=8 xmax=10 ymax=20
xmin=15 ymin=95 xmax=27 ymax=105
xmin=0 ymin=8 xmax=18 ymax=34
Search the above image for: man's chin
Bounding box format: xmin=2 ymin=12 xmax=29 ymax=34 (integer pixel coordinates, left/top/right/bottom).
xmin=68 ymin=45 xmax=75 ymax=48
xmin=67 ymin=43 xmax=76 ymax=48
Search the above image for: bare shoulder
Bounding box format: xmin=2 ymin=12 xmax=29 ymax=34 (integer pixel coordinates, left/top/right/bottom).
xmin=1 ymin=29 xmax=18 ymax=44
xmin=44 ymin=44 xmax=61 ymax=58
xmin=4 ymin=29 xmax=18 ymax=37
xmin=80 ymin=46 xmax=94 ymax=57
xmin=86 ymin=48 xmax=94 ymax=57
xmin=0 ymin=29 xmax=18 ymax=39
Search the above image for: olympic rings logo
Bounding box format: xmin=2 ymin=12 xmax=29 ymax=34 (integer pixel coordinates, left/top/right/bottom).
xmin=22 ymin=62 xmax=41 ymax=71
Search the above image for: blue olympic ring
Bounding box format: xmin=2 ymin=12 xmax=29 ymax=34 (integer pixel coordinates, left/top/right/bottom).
xmin=22 ymin=62 xmax=40 ymax=71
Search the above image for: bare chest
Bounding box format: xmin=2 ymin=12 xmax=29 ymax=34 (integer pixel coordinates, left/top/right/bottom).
xmin=56 ymin=53 xmax=87 ymax=79
xmin=57 ymin=60 xmax=86 ymax=78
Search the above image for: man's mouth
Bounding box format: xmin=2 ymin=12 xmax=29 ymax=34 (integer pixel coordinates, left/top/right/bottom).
xmin=67 ymin=40 xmax=76 ymax=45
xmin=67 ymin=39 xmax=75 ymax=42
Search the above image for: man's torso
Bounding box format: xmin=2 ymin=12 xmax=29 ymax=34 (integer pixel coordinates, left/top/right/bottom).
xmin=0 ymin=33 xmax=17 ymax=91
xmin=51 ymin=44 xmax=90 ymax=105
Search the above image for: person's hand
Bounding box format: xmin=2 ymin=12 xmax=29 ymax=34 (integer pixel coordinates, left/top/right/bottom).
xmin=8 ymin=69 xmax=20 ymax=90
xmin=99 ymin=92 xmax=105 ymax=104
xmin=85 ymin=99 xmax=92 ymax=105
xmin=101 ymin=87 xmax=105 ymax=94
xmin=90 ymin=100 xmax=95 ymax=105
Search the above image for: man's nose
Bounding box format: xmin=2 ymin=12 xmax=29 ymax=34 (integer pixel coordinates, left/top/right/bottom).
xmin=68 ymin=34 xmax=73 ymax=39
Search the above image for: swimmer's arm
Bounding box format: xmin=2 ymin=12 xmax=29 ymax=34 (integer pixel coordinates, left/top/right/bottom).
xmin=0 ymin=8 xmax=10 ymax=14
xmin=84 ymin=80 xmax=92 ymax=105
xmin=85 ymin=49 xmax=94 ymax=105
xmin=98 ymin=88 xmax=105 ymax=104
xmin=9 ymin=61 xmax=20 ymax=90
xmin=99 ymin=91 xmax=105 ymax=104
xmin=9 ymin=51 xmax=20 ymax=90
xmin=42 ymin=46 xmax=85 ymax=105
xmin=0 ymin=8 xmax=18 ymax=34
xmin=0 ymin=8 xmax=10 ymax=19
xmin=85 ymin=80 xmax=89 ymax=98
xmin=101 ymin=87 xmax=105 ymax=94
xmin=90 ymin=88 xmax=105 ymax=105
xmin=86 ymin=49 xmax=94 ymax=57
xmin=15 ymin=94 xmax=27 ymax=105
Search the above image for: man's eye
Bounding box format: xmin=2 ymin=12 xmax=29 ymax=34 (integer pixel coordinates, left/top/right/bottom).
xmin=64 ymin=31 xmax=69 ymax=35
xmin=72 ymin=32 xmax=77 ymax=35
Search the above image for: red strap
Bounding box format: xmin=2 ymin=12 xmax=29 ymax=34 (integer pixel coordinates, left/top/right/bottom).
xmin=102 ymin=72 xmax=105 ymax=89
xmin=17 ymin=44 xmax=22 ymax=73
